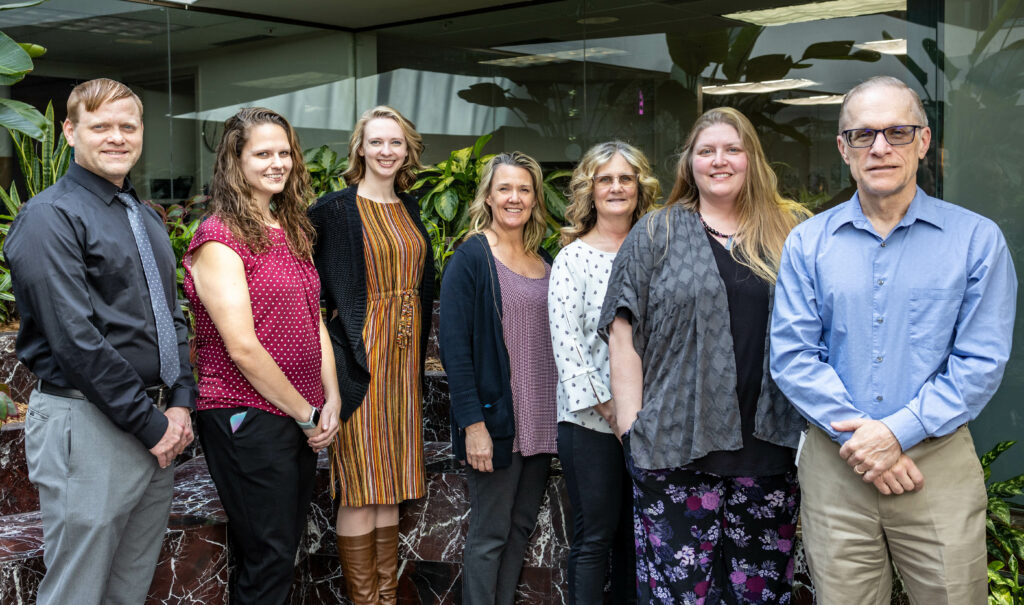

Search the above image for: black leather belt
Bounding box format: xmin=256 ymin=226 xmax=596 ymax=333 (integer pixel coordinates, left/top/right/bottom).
xmin=38 ymin=380 xmax=170 ymax=411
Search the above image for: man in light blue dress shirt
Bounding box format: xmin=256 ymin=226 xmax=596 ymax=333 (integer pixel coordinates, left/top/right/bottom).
xmin=771 ymin=76 xmax=1017 ymax=604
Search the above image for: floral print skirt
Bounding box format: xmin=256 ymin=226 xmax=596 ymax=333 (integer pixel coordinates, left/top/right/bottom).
xmin=623 ymin=433 xmax=800 ymax=604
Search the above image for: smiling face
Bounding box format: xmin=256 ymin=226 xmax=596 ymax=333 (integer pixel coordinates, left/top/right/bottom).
xmin=691 ymin=123 xmax=748 ymax=206
xmin=240 ymin=123 xmax=293 ymax=206
xmin=63 ymin=97 xmax=143 ymax=187
xmin=838 ymin=85 xmax=931 ymax=208
xmin=358 ymin=117 xmax=407 ymax=184
xmin=485 ymin=164 xmax=536 ymax=235
xmin=593 ymin=153 xmax=639 ymax=224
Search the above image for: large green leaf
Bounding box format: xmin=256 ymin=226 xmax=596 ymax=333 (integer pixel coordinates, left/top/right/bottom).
xmin=0 ymin=97 xmax=46 ymax=140
xmin=0 ymin=30 xmax=34 ymax=86
xmin=435 ymin=189 xmax=459 ymax=222
xmin=470 ymin=133 xmax=492 ymax=159
xmin=981 ymin=441 xmax=1017 ymax=473
xmin=18 ymin=43 xmax=46 ymax=59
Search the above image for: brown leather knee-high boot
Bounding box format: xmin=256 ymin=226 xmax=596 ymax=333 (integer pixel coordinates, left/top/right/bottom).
xmin=337 ymin=531 xmax=379 ymax=605
xmin=376 ymin=525 xmax=400 ymax=605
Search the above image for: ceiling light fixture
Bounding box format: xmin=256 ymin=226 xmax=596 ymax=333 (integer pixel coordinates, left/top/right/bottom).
xmin=480 ymin=47 xmax=626 ymax=67
xmin=777 ymin=94 xmax=846 ymax=105
xmin=577 ymin=16 xmax=619 ymax=25
xmin=853 ymin=38 xmax=907 ymax=55
xmin=702 ymin=78 xmax=818 ymax=95
xmin=723 ymin=0 xmax=906 ymax=26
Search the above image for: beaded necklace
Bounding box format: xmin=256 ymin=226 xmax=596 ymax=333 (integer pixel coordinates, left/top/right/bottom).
xmin=699 ymin=213 xmax=735 ymax=250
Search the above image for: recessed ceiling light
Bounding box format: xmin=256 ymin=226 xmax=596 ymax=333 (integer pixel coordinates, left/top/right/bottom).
xmin=723 ymin=0 xmax=905 ymax=26
xmin=702 ymin=78 xmax=818 ymax=95
xmin=162 ymin=0 xmax=200 ymax=4
xmin=853 ymin=39 xmax=907 ymax=55
xmin=480 ymin=47 xmax=626 ymax=67
xmin=115 ymin=38 xmax=154 ymax=45
xmin=577 ymin=16 xmax=619 ymax=25
xmin=777 ymin=94 xmax=846 ymax=105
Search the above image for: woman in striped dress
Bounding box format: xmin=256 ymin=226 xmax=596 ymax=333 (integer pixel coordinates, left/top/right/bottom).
xmin=308 ymin=106 xmax=434 ymax=605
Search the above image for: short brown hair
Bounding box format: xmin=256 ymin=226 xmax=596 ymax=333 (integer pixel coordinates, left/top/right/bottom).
xmin=66 ymin=78 xmax=143 ymax=124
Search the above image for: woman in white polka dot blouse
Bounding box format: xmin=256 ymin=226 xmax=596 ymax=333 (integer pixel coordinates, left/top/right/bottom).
xmin=547 ymin=141 xmax=660 ymax=605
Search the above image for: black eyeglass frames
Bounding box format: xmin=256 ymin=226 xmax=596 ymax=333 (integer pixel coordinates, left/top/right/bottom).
xmin=841 ymin=125 xmax=925 ymax=148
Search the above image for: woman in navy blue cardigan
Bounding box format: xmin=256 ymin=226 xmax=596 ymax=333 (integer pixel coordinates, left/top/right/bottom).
xmin=439 ymin=152 xmax=557 ymax=605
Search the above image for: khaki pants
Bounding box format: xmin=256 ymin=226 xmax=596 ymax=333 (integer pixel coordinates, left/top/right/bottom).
xmin=798 ymin=424 xmax=987 ymax=605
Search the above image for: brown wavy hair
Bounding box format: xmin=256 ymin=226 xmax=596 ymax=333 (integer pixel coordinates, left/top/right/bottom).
xmin=662 ymin=107 xmax=810 ymax=284
xmin=342 ymin=106 xmax=424 ymax=192
xmin=560 ymin=141 xmax=661 ymax=246
xmin=207 ymin=107 xmax=314 ymax=259
xmin=465 ymin=152 xmax=548 ymax=256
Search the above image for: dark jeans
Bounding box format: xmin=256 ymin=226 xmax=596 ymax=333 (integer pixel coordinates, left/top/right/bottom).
xmin=558 ymin=422 xmax=636 ymax=605
xmin=463 ymin=452 xmax=552 ymax=605
xmin=198 ymin=407 xmax=317 ymax=605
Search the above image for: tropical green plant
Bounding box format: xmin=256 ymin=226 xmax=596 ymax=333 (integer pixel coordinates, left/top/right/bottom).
xmin=989 ymin=556 xmax=1023 ymax=605
xmin=8 ymin=101 xmax=71 ymax=199
xmin=410 ymin=133 xmax=495 ymax=279
xmin=982 ymin=440 xmax=1024 ymax=604
xmin=540 ymin=168 xmax=571 ymax=257
xmin=0 ymin=388 xmax=18 ymax=423
xmin=1 ymin=2 xmax=49 ymax=140
xmin=145 ymin=194 xmax=209 ymax=300
xmin=305 ymin=144 xmax=348 ymax=198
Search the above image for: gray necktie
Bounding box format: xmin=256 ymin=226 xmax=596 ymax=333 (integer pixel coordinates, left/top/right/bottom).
xmin=117 ymin=192 xmax=179 ymax=388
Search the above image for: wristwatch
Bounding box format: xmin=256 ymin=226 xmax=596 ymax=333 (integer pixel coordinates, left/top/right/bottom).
xmin=296 ymin=407 xmax=321 ymax=430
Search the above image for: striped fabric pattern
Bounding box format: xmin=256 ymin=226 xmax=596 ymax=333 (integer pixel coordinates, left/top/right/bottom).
xmin=330 ymin=196 xmax=427 ymax=506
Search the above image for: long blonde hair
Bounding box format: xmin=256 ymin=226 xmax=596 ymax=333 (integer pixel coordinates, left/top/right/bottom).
xmin=342 ymin=105 xmax=424 ymax=192
xmin=664 ymin=107 xmax=809 ymax=283
xmin=465 ymin=152 xmax=548 ymax=255
xmin=561 ymin=141 xmax=660 ymax=246
xmin=208 ymin=107 xmax=314 ymax=259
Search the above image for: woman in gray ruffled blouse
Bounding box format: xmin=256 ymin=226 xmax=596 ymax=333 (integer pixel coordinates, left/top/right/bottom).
xmin=599 ymin=108 xmax=811 ymax=604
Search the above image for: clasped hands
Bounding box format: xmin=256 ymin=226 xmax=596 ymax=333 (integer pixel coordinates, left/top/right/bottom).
xmin=149 ymin=406 xmax=194 ymax=468
xmin=832 ymin=418 xmax=925 ymax=496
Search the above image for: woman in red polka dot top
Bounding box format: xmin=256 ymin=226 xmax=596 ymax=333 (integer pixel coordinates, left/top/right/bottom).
xmin=184 ymin=107 xmax=342 ymax=604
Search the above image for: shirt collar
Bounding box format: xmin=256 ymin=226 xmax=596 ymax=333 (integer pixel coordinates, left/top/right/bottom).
xmin=828 ymin=186 xmax=944 ymax=234
xmin=65 ymin=162 xmax=138 ymax=205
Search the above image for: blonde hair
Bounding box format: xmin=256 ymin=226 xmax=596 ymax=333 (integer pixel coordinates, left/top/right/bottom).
xmin=342 ymin=106 xmax=424 ymax=192
xmin=664 ymin=107 xmax=809 ymax=284
xmin=66 ymin=78 xmax=143 ymax=124
xmin=207 ymin=107 xmax=315 ymax=259
xmin=561 ymin=141 xmax=660 ymax=246
xmin=465 ymin=152 xmax=548 ymax=255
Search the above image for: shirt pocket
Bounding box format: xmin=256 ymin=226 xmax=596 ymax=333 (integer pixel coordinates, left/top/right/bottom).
xmin=908 ymin=288 xmax=963 ymax=351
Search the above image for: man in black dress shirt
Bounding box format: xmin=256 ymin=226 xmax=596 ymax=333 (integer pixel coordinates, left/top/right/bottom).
xmin=5 ymin=78 xmax=196 ymax=605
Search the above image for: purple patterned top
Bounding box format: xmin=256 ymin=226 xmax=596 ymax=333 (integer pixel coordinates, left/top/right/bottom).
xmin=495 ymin=257 xmax=557 ymax=456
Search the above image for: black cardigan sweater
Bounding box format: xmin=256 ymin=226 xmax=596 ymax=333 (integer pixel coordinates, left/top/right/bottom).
xmin=438 ymin=233 xmax=552 ymax=469
xmin=308 ymin=186 xmax=435 ymax=421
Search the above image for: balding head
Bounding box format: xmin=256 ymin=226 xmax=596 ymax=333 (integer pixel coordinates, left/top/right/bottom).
xmin=838 ymin=76 xmax=927 ymax=132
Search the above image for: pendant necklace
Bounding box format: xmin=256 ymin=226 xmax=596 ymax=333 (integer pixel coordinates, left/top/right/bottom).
xmin=699 ymin=213 xmax=735 ymax=250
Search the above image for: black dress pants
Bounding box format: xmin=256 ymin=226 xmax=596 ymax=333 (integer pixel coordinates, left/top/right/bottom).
xmin=559 ymin=422 xmax=636 ymax=605
xmin=198 ymin=407 xmax=317 ymax=605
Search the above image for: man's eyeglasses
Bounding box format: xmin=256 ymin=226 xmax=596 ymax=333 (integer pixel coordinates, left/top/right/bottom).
xmin=841 ymin=125 xmax=925 ymax=148
xmin=594 ymin=174 xmax=637 ymax=188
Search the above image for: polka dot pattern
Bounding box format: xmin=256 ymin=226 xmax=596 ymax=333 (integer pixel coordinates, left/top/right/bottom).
xmin=118 ymin=192 xmax=180 ymax=387
xmin=547 ymin=239 xmax=615 ymax=434
xmin=183 ymin=215 xmax=325 ymax=416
